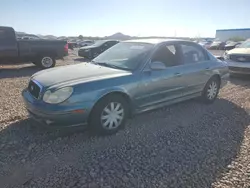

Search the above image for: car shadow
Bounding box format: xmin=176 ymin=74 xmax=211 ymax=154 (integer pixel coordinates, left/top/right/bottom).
xmin=0 ymin=65 xmax=40 ymax=79
xmin=0 ymin=98 xmax=249 ymax=187
xmin=229 ymin=74 xmax=250 ymax=88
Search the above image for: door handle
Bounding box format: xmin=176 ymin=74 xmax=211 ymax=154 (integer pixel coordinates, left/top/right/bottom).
xmin=174 ymin=72 xmax=182 ymax=77
xmin=205 ymin=67 xmax=211 ymax=70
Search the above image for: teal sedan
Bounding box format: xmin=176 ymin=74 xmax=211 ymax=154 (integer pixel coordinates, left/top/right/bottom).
xmin=22 ymin=39 xmax=229 ymax=135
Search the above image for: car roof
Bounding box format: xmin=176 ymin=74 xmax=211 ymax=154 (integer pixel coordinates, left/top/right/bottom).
xmin=123 ymin=38 xmax=190 ymax=44
xmin=0 ymin=26 xmax=13 ymax=29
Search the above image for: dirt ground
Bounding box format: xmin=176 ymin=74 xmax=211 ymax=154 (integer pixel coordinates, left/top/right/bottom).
xmin=0 ymin=49 xmax=249 ymax=188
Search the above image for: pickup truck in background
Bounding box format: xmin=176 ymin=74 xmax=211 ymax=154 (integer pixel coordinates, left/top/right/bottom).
xmin=0 ymin=26 xmax=68 ymax=69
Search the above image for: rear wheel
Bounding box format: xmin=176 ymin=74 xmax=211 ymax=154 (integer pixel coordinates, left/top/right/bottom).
xmin=35 ymin=56 xmax=56 ymax=69
xmin=89 ymin=95 xmax=129 ymax=135
xmin=201 ymin=77 xmax=220 ymax=104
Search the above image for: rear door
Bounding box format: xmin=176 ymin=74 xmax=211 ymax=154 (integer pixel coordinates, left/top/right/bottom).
xmin=178 ymin=42 xmax=213 ymax=96
xmin=0 ymin=28 xmax=18 ymax=60
xmin=136 ymin=43 xmax=186 ymax=108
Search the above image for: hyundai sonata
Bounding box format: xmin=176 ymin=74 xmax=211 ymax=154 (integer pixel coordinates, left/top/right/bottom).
xmin=22 ymin=39 xmax=229 ymax=135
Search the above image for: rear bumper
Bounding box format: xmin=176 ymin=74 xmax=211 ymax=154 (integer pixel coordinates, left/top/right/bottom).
xmin=22 ymin=89 xmax=93 ymax=127
xmin=226 ymin=60 xmax=250 ymax=74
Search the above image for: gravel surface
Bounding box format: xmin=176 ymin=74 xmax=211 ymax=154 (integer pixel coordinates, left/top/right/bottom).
xmin=0 ymin=50 xmax=249 ymax=188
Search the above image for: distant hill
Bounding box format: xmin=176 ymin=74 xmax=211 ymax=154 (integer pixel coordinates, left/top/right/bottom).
xmin=14 ymin=31 xmax=194 ymax=41
xmin=105 ymin=32 xmax=132 ymax=40
xmin=42 ymin=35 xmax=57 ymax=40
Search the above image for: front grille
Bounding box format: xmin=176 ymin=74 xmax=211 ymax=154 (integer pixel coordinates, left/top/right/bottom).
xmin=28 ymin=80 xmax=41 ymax=99
xmin=230 ymin=55 xmax=250 ymax=62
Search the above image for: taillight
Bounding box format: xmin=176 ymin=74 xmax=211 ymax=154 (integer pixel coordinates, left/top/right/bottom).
xmin=64 ymin=43 xmax=68 ymax=52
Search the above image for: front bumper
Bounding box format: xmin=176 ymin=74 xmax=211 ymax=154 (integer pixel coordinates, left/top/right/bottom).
xmin=226 ymin=60 xmax=250 ymax=74
xmin=22 ymin=89 xmax=93 ymax=127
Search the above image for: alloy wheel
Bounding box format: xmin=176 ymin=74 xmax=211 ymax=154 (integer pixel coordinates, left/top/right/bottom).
xmin=41 ymin=57 xmax=53 ymax=68
xmin=207 ymin=81 xmax=218 ymax=100
xmin=101 ymin=102 xmax=124 ymax=130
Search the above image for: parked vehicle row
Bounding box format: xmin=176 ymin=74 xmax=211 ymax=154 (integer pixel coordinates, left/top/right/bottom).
xmin=22 ymin=39 xmax=229 ymax=135
xmin=197 ymin=39 xmax=245 ymax=51
xmin=224 ymin=41 xmax=243 ymax=51
xmin=0 ymin=26 xmax=68 ymax=69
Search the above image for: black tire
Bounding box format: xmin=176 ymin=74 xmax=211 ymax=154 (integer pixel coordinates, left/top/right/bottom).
xmin=201 ymin=77 xmax=220 ymax=104
xmin=89 ymin=95 xmax=129 ymax=135
xmin=35 ymin=56 xmax=56 ymax=69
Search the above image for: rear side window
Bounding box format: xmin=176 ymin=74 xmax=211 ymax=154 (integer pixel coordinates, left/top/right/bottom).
xmin=180 ymin=44 xmax=207 ymax=64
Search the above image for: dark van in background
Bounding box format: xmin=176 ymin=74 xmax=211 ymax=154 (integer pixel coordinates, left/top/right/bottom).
xmin=0 ymin=26 xmax=68 ymax=69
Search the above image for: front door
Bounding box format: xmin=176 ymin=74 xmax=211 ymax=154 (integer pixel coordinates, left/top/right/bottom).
xmin=135 ymin=43 xmax=186 ymax=109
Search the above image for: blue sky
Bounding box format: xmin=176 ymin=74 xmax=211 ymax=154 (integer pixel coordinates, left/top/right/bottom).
xmin=1 ymin=0 xmax=250 ymax=37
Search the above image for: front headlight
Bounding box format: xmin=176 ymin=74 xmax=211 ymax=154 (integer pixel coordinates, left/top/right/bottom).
xmin=43 ymin=87 xmax=73 ymax=104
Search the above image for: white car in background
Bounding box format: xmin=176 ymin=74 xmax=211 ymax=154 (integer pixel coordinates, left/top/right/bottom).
xmin=224 ymin=39 xmax=250 ymax=74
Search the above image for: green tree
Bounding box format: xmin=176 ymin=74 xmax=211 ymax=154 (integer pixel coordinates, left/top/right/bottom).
xmin=78 ymin=35 xmax=84 ymax=40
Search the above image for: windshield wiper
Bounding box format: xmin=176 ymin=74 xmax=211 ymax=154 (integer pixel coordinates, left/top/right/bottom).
xmin=98 ymin=62 xmax=131 ymax=70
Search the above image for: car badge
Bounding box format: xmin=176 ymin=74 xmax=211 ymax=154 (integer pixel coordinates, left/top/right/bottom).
xmin=31 ymin=85 xmax=34 ymax=91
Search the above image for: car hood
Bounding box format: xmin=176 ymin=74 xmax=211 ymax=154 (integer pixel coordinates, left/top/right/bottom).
xmin=31 ymin=63 xmax=131 ymax=88
xmin=227 ymin=48 xmax=250 ymax=55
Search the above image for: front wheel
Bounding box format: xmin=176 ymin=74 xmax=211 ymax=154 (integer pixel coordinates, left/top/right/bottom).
xmin=36 ymin=56 xmax=56 ymax=69
xmin=89 ymin=95 xmax=129 ymax=135
xmin=201 ymin=77 xmax=220 ymax=104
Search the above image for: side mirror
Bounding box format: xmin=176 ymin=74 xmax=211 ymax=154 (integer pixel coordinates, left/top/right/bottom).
xmin=150 ymin=61 xmax=166 ymax=70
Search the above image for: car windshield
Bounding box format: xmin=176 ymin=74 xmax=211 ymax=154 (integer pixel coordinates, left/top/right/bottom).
xmin=92 ymin=42 xmax=153 ymax=70
xmin=239 ymin=40 xmax=250 ymax=48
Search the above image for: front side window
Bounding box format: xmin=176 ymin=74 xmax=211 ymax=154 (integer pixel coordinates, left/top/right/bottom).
xmin=151 ymin=44 xmax=181 ymax=67
xmin=93 ymin=42 xmax=153 ymax=70
xmin=180 ymin=44 xmax=207 ymax=64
